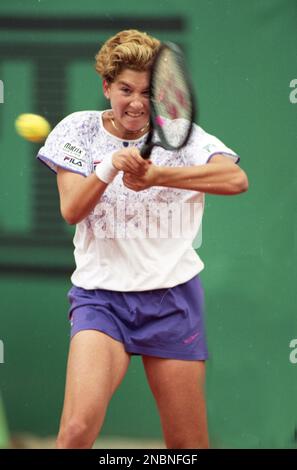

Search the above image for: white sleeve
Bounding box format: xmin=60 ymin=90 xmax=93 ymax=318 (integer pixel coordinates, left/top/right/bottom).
xmin=181 ymin=124 xmax=240 ymax=166
xmin=36 ymin=112 xmax=89 ymax=176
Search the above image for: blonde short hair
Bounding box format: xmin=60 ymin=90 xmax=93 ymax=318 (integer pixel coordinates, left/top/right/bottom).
xmin=95 ymin=29 xmax=161 ymax=82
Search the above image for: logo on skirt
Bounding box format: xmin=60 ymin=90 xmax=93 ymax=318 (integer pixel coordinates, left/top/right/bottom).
xmin=183 ymin=331 xmax=200 ymax=345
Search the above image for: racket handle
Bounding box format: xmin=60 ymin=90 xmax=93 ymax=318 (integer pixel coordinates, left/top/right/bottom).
xmin=140 ymin=143 xmax=154 ymax=159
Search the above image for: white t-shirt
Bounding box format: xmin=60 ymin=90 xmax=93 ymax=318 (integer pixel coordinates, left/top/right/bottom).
xmin=37 ymin=111 xmax=239 ymax=291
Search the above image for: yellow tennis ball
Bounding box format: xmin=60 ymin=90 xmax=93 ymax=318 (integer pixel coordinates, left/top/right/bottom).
xmin=15 ymin=113 xmax=51 ymax=143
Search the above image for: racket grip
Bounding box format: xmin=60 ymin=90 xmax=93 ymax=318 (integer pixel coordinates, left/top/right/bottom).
xmin=140 ymin=143 xmax=154 ymax=159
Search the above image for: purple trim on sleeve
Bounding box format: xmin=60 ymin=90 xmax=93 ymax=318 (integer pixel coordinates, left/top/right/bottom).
xmin=207 ymin=152 xmax=240 ymax=164
xmin=37 ymin=154 xmax=87 ymax=177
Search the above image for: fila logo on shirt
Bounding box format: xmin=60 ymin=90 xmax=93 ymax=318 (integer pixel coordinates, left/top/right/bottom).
xmin=62 ymin=142 xmax=86 ymax=168
xmin=64 ymin=156 xmax=83 ymax=167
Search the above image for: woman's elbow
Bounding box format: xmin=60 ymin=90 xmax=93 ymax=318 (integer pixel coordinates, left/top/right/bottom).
xmin=60 ymin=204 xmax=78 ymax=225
xmin=234 ymin=169 xmax=249 ymax=194
xmin=239 ymin=171 xmax=249 ymax=193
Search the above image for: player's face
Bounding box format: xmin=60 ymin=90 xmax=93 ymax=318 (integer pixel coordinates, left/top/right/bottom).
xmin=103 ymin=69 xmax=150 ymax=133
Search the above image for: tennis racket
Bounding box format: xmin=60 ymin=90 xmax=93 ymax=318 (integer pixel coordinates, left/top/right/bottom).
xmin=141 ymin=41 xmax=196 ymax=159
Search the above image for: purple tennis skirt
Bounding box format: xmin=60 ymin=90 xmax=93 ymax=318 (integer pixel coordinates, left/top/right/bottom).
xmin=67 ymin=275 xmax=208 ymax=361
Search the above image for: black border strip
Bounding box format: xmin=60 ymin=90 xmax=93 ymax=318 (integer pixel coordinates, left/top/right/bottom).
xmin=0 ymin=264 xmax=72 ymax=277
xmin=0 ymin=16 xmax=185 ymax=31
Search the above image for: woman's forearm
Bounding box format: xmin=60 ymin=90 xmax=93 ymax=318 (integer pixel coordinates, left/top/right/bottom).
xmin=156 ymin=161 xmax=248 ymax=195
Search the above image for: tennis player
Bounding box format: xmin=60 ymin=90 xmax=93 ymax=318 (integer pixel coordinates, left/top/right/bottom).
xmin=37 ymin=29 xmax=248 ymax=449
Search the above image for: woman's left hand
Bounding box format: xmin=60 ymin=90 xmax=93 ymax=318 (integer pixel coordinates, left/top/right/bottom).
xmin=123 ymin=164 xmax=160 ymax=191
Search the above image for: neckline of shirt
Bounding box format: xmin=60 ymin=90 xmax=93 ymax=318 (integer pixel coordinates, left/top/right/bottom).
xmin=99 ymin=110 xmax=148 ymax=144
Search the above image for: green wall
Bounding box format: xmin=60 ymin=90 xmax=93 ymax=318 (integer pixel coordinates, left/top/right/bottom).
xmin=0 ymin=0 xmax=296 ymax=448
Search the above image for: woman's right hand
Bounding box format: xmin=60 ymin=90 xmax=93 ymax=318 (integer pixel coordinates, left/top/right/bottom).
xmin=112 ymin=147 xmax=151 ymax=176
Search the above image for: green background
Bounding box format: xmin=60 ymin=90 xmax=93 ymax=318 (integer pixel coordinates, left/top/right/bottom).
xmin=0 ymin=0 xmax=296 ymax=448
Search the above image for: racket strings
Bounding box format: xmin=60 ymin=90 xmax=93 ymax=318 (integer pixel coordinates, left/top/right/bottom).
xmin=152 ymin=48 xmax=193 ymax=147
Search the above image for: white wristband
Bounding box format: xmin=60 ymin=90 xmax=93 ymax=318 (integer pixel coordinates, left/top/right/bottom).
xmin=95 ymin=153 xmax=118 ymax=184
